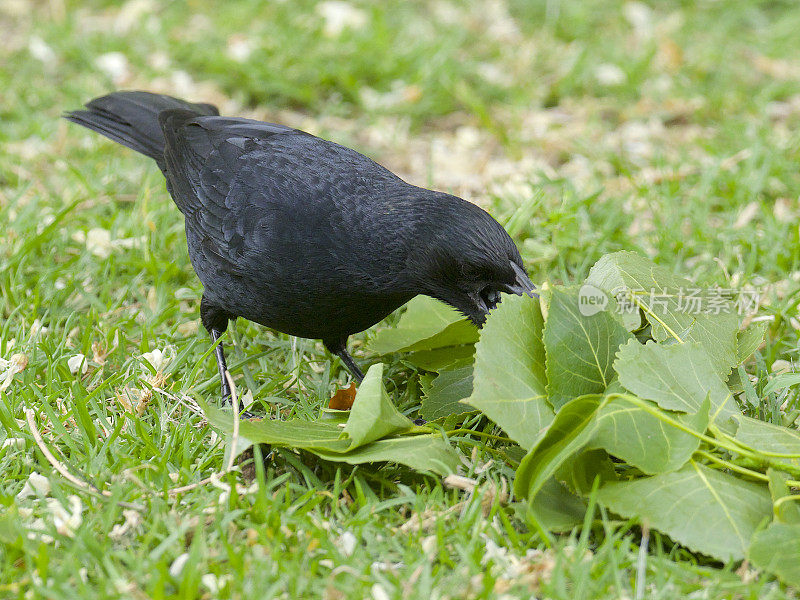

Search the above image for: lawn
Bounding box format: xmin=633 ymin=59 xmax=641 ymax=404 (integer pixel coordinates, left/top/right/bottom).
xmin=2 ymin=0 xmax=800 ymax=598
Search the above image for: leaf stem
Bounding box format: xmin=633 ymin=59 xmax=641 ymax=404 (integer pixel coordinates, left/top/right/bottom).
xmin=445 ymin=429 xmax=515 ymax=444
xmin=693 ymin=450 xmax=769 ymax=482
xmin=630 ymin=294 xmax=685 ymax=344
xmin=452 ymin=437 xmax=515 ymax=463
xmin=606 ymin=393 xmax=731 ymax=448
xmin=607 ymin=393 xmax=800 ymax=477
xmin=773 ymin=494 xmax=800 ymax=510
xmin=711 ymin=424 xmax=800 ymax=459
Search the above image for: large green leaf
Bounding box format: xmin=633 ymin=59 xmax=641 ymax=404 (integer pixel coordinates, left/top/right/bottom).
xmin=586 ymin=251 xmax=739 ymax=377
xmin=342 ymin=364 xmax=414 ymax=448
xmin=761 ymin=372 xmax=800 ymax=396
xmin=593 ymin=393 xmax=709 ymax=474
xmin=514 ymin=395 xmax=602 ymax=501
xmin=767 ymin=468 xmax=800 ymax=525
xmin=737 ymin=322 xmax=767 ymax=364
xmin=201 ymin=364 xmax=459 ymax=475
xmin=544 ymin=288 xmax=633 ymax=410
xmin=202 ymin=404 xmax=349 ymax=452
xmin=555 ymin=448 xmax=618 ymax=495
xmin=614 ymin=339 xmax=740 ymax=430
xmin=466 ymin=293 xmax=554 ymax=450
xmin=419 ymin=366 xmax=474 ymax=421
xmin=313 ymin=434 xmax=459 ymax=476
xmin=402 ymin=345 xmax=475 ymax=372
xmin=369 ymin=295 xmax=478 ymax=354
xmin=526 ymin=477 xmax=587 ymax=532
xmin=732 ymin=415 xmax=800 ymax=473
xmin=749 ymin=523 xmax=800 ymax=586
xmin=733 ymin=415 xmax=800 ymax=457
xmin=597 ymin=461 xmax=772 ymax=561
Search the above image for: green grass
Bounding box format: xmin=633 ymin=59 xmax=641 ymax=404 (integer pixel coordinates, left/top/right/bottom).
xmin=2 ymin=0 xmax=800 ymax=597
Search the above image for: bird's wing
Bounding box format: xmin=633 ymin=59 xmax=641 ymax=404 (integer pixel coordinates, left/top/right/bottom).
xmin=160 ymin=115 xmax=306 ymax=276
xmin=161 ymin=113 xmax=407 ymax=281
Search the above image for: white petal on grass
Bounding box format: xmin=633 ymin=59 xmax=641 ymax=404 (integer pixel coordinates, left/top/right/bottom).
xmin=201 ymin=574 xmax=229 ymax=594
xmin=27 ymin=518 xmax=54 ymax=544
xmin=336 ymin=531 xmax=358 ymax=557
xmin=169 ymin=553 xmax=190 ymax=578
xmin=0 ymin=352 xmax=28 ymax=391
xmin=226 ymin=35 xmax=254 ymax=62
xmin=624 ymin=2 xmax=653 ymax=39
xmin=109 ymin=510 xmax=142 ymax=540
xmin=114 ymin=0 xmax=156 ymax=34
xmin=371 ymin=584 xmax=391 ymax=600
xmin=94 ymin=52 xmax=130 ymax=85
xmin=595 ymin=63 xmax=627 ymax=86
xmin=734 ymin=201 xmax=759 ymax=229
xmin=47 ymin=495 xmax=83 ymax=537
xmin=29 ymin=319 xmax=48 ymax=337
xmin=316 ymin=1 xmax=367 ymax=37
xmin=421 ymin=535 xmax=437 ymax=557
xmin=28 ymin=36 xmax=56 ymax=65
xmin=86 ymin=228 xmax=112 ymax=258
xmin=68 ymin=354 xmax=88 ymax=375
xmin=112 ymin=235 xmax=146 ymax=250
xmin=481 ymin=534 xmax=510 ymax=567
xmin=141 ymin=347 xmax=172 ymax=372
xmin=2 ymin=437 xmax=25 ymax=450
xmin=16 ymin=472 xmax=51 ymax=500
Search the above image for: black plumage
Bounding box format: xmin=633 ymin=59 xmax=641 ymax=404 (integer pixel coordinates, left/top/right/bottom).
xmin=65 ymin=91 xmax=535 ymax=406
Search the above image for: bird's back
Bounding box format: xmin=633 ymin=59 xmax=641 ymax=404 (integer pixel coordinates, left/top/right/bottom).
xmin=160 ymin=113 xmax=419 ymax=339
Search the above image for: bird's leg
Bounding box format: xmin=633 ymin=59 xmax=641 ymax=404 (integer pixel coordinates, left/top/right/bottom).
xmin=324 ymin=338 xmax=364 ymax=383
xmin=200 ymin=295 xmax=241 ymax=409
xmin=337 ymin=348 xmax=365 ymax=383
xmin=210 ymin=328 xmax=232 ymax=402
xmin=210 ymin=333 xmax=254 ymax=418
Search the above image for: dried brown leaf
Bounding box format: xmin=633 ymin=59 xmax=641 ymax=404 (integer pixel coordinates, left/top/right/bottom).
xmin=328 ymin=382 xmax=357 ymax=410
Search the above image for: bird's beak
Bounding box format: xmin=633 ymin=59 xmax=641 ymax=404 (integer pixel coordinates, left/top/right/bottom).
xmin=507 ymin=261 xmax=537 ymax=297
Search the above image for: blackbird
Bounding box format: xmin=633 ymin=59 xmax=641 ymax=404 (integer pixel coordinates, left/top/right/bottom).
xmin=65 ymin=91 xmax=535 ymax=406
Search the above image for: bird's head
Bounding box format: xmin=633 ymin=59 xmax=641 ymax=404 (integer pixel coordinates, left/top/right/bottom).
xmin=408 ymin=193 xmax=536 ymax=326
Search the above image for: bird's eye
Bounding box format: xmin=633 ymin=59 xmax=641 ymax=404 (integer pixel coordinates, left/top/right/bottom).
xmin=479 ymin=286 xmax=502 ymax=311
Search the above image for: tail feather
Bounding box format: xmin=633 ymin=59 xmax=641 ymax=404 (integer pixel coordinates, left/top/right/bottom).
xmin=64 ymin=91 xmax=219 ymax=168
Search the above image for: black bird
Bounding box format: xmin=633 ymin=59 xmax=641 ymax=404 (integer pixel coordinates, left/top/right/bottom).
xmin=65 ymin=91 xmax=535 ymax=406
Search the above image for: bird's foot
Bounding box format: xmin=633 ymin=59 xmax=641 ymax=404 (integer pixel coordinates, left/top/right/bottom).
xmin=220 ymin=382 xmax=255 ymax=419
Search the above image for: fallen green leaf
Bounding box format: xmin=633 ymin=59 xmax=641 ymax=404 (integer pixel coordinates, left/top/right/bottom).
xmin=597 ymin=461 xmax=772 ymax=561
xmin=402 ymin=345 xmax=475 ymax=372
xmin=737 ymin=322 xmax=767 ymax=364
xmin=593 ymin=393 xmax=709 ymax=474
xmin=313 ymin=434 xmax=459 ymax=476
xmin=342 ymin=364 xmax=414 ymax=448
xmin=200 ymin=363 xmax=458 ymax=475
xmin=749 ymin=523 xmax=800 ymax=586
xmin=544 ymin=288 xmax=632 ymax=410
xmin=419 ymin=366 xmax=474 ymax=421
xmin=732 ymin=415 xmax=800 ymax=473
xmin=526 ymin=477 xmax=587 ymax=533
xmin=369 ymin=296 xmax=478 ymax=354
xmin=514 ymin=394 xmax=602 ymax=501
xmin=614 ymin=339 xmax=740 ymax=430
xmin=586 ymin=251 xmax=739 ymax=377
xmin=766 ymin=468 xmax=800 ymax=525
xmin=555 ymin=448 xmax=618 ymax=495
xmin=466 ymin=293 xmax=553 ymax=450
xmin=761 ymin=372 xmax=800 ymax=396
